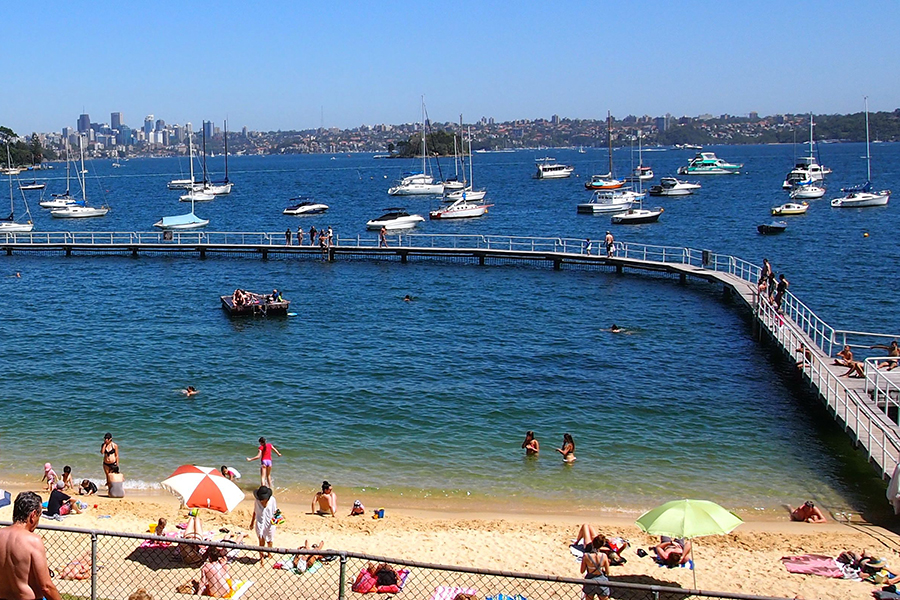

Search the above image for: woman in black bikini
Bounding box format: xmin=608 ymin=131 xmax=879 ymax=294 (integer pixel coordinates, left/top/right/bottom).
xmin=101 ymin=432 xmax=119 ymax=486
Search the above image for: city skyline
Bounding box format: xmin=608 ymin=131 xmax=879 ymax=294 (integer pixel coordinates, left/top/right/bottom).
xmin=3 ymin=0 xmax=898 ymax=135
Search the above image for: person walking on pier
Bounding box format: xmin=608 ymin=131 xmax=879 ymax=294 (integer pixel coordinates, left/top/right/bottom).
xmin=758 ymin=258 xmax=773 ymax=295
xmin=309 ymin=225 xmax=318 ymax=246
xmin=605 ymin=231 xmax=615 ymax=257
xmin=285 ymin=228 xmax=292 ymax=245
xmin=297 ymin=226 xmax=304 ymax=246
xmin=379 ymin=226 xmax=388 ymax=248
xmin=583 ymin=239 xmax=592 ymax=255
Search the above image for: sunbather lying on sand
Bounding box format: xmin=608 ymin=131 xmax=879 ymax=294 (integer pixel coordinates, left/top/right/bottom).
xmin=292 ymin=539 xmax=325 ymax=573
xmin=653 ymin=537 xmax=692 ymax=566
xmin=60 ymin=551 xmax=93 ymax=580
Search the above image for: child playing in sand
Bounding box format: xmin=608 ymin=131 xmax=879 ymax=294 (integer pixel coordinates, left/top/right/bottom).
xmin=350 ymin=500 xmax=365 ymax=516
xmin=42 ymin=463 xmax=58 ymax=491
xmin=61 ymin=466 xmax=75 ymax=491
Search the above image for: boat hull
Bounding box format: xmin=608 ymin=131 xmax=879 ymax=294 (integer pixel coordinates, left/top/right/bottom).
xmin=610 ymin=208 xmax=663 ymax=224
xmin=50 ymin=207 xmax=109 ymax=218
xmin=771 ymin=203 xmax=808 ymax=216
xmin=366 ymin=215 xmax=425 ymax=230
xmin=388 ymin=183 xmax=444 ymax=195
xmin=758 ymin=222 xmax=787 ymax=234
xmin=0 ymin=222 xmax=34 ymax=233
xmin=830 ymin=191 xmax=890 ymax=208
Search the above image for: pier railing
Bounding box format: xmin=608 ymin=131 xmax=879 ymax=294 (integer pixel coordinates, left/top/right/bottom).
xmin=2 ymin=521 xmax=793 ymax=600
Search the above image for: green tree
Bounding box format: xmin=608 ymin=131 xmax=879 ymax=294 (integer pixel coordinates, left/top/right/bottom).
xmin=29 ymin=133 xmax=43 ymax=164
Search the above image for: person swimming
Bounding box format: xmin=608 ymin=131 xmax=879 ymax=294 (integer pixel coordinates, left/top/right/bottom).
xmin=183 ymin=386 xmax=198 ymax=396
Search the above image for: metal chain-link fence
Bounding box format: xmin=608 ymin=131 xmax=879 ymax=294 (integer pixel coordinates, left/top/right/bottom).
xmin=5 ymin=523 xmax=792 ymax=600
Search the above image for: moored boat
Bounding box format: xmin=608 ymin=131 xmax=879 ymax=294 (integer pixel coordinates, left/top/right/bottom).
xmin=535 ymin=160 xmax=574 ymax=179
xmin=366 ymin=208 xmax=425 ymax=230
xmin=429 ymin=198 xmax=492 ymax=220
xmin=648 ymin=177 xmax=701 ymax=196
xmin=610 ymin=204 xmax=663 ymax=224
xmin=771 ymin=202 xmax=809 ymax=216
xmin=576 ymin=189 xmax=634 ymax=214
xmin=677 ymin=152 xmax=742 ymax=175
xmin=830 ymin=98 xmax=891 ymax=209
xmin=757 ymin=221 xmax=787 ymax=234
xmin=789 ymin=182 xmax=826 ymax=200
xmin=283 ymin=198 xmax=329 ymax=215
xmin=19 ymin=181 xmax=46 ymax=191
xmin=221 ymin=290 xmax=290 ymax=317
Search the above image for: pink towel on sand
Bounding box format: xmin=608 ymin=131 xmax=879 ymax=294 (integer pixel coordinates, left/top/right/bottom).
xmin=781 ymin=554 xmax=843 ymax=578
xmin=431 ymin=586 xmax=478 ymax=600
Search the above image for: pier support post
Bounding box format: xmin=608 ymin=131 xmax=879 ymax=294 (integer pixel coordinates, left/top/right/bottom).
xmin=400 ymin=251 xmax=408 ymax=264
xmin=65 ymin=246 xmax=71 ymax=257
xmin=679 ymin=273 xmax=686 ymax=285
xmin=616 ymin=264 xmax=623 ymax=274
xmin=131 ymin=247 xmax=138 ymax=257
xmin=722 ymin=286 xmax=733 ymax=302
xmin=5 ymin=248 xmax=10 ymax=256
xmin=199 ymin=247 xmax=206 ymax=258
xmin=553 ymin=259 xmax=561 ymax=271
xmin=328 ymin=248 xmax=335 ymax=262
xmin=479 ymin=254 xmax=485 ymax=266
xmin=261 ymin=248 xmax=268 ymax=260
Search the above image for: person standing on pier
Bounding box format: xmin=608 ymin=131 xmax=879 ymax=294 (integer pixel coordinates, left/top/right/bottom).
xmin=327 ymin=226 xmax=334 ymax=247
xmin=605 ymin=231 xmax=615 ymax=257
xmin=297 ymin=226 xmax=304 ymax=246
xmin=759 ymin=258 xmax=773 ymax=295
xmin=309 ymin=225 xmax=317 ymax=246
xmin=285 ymin=228 xmax=292 ymax=245
xmin=583 ymin=239 xmax=592 ymax=255
xmin=379 ymin=226 xmax=388 ymax=248
xmin=774 ymin=274 xmax=789 ymax=309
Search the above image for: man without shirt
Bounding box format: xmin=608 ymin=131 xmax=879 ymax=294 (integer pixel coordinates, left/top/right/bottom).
xmin=0 ymin=491 xmax=62 ymax=600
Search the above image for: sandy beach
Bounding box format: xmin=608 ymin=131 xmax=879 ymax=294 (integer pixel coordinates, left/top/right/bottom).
xmin=2 ymin=483 xmax=898 ymax=600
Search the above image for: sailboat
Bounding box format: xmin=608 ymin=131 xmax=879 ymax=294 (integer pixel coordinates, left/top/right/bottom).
xmin=388 ymin=97 xmax=444 ymax=196
xmin=831 ymin=97 xmax=891 ymax=208
xmin=180 ymin=133 xmax=215 ymax=202
xmin=443 ymin=126 xmax=486 ymax=202
xmin=201 ymin=120 xmax=233 ymax=196
xmin=625 ymin=131 xmax=653 ymax=182
xmin=0 ymin=141 xmax=34 ymax=232
xmin=442 ymin=129 xmax=466 ymax=191
xmin=50 ymin=136 xmax=110 ymax=218
xmin=585 ymin=112 xmax=625 ymax=190
xmin=156 ymin=132 xmax=210 ymax=229
xmin=40 ymin=139 xmax=79 ymax=208
xmin=783 ymin=114 xmax=830 ymax=189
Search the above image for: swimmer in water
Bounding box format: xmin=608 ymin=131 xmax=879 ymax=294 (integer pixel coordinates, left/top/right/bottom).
xmin=403 ymin=295 xmax=412 ymax=302
xmin=182 ymin=386 xmax=198 ymax=397
xmin=610 ymin=324 xmax=622 ymax=333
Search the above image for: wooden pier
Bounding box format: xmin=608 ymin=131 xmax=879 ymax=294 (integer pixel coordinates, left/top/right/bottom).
xmin=4 ymin=230 xmax=900 ymax=482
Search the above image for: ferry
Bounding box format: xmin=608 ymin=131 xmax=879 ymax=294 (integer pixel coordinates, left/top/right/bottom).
xmin=677 ymin=152 xmax=742 ymax=175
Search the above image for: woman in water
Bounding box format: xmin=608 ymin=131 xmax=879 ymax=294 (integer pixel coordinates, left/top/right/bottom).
xmin=521 ymin=431 xmax=539 ymax=455
xmin=101 ymin=433 xmax=119 ymax=486
xmin=557 ymin=433 xmax=576 ymax=463
xmin=247 ymin=436 xmax=282 ymax=488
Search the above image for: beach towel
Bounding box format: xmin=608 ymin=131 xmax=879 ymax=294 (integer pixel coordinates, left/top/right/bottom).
xmin=352 ymin=568 xmax=410 ymax=593
xmin=225 ymin=580 xmax=253 ymax=600
xmin=430 ymin=586 xmax=478 ymax=600
xmin=486 ymin=594 xmax=527 ymax=600
xmin=781 ymin=554 xmax=844 ymax=578
xmin=655 ymin=557 xmax=694 ymax=570
xmin=569 ymin=543 xmax=586 ymax=560
xmin=273 ymin=560 xmax=323 ymax=575
xmin=139 ymin=532 xmax=180 ymax=549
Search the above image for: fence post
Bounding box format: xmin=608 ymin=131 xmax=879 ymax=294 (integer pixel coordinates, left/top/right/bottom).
xmin=338 ymin=553 xmax=348 ymax=600
xmin=91 ymin=531 xmax=98 ymax=600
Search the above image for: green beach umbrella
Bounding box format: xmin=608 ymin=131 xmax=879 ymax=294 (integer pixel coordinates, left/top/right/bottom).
xmin=636 ymin=499 xmax=743 ymax=589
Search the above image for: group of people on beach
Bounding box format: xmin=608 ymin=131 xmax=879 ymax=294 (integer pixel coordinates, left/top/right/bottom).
xmin=521 ymin=431 xmax=577 ymax=463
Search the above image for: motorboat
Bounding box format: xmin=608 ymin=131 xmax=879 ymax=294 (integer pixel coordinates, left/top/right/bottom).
xmin=366 ymin=208 xmax=425 ymax=230
xmin=584 ymin=174 xmax=625 ymax=190
xmin=677 ymin=152 xmax=742 ymax=175
xmin=50 ymin=202 xmax=110 ymax=218
xmin=19 ymin=181 xmax=46 ymax=191
xmin=221 ymin=290 xmax=290 ymax=317
xmin=610 ymin=203 xmax=663 ymax=224
xmin=535 ymin=160 xmax=574 ymax=179
xmin=789 ymin=182 xmax=826 ymax=200
xmin=648 ymin=177 xmax=701 ymax=196
xmin=831 ymin=99 xmax=891 ymax=209
xmin=429 ymin=198 xmax=492 ymax=220
xmin=674 ymin=144 xmax=703 ymax=150
xmin=782 ymin=114 xmax=831 ymax=189
xmin=283 ymin=198 xmax=329 ymax=215
xmin=757 ymin=221 xmax=787 ymax=235
xmin=771 ymin=202 xmax=809 ymax=216
xmin=577 ymin=189 xmax=634 ymax=214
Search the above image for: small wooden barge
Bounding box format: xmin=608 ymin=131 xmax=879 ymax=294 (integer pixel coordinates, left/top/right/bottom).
xmin=220 ymin=290 xmax=290 ymax=317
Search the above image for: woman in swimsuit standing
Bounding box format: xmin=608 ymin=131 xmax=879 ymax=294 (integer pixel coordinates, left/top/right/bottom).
xmin=580 ymin=535 xmax=611 ymax=600
xmin=247 ymin=436 xmax=282 ymax=488
xmin=557 ymin=433 xmax=576 ymax=463
xmin=101 ymin=432 xmax=119 ymax=487
xmin=521 ymin=431 xmax=539 ymax=456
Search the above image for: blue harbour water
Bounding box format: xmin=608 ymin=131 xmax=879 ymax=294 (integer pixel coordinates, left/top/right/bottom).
xmin=1 ymin=143 xmax=898 ymax=515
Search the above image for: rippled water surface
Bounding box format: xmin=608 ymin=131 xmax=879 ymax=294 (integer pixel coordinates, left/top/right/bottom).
xmin=1 ymin=143 xmax=897 ymax=513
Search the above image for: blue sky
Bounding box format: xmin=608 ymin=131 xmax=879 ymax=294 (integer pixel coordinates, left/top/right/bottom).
xmin=4 ymin=0 xmax=898 ymax=135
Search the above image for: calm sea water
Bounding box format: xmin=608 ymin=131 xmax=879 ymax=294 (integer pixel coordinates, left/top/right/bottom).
xmin=1 ymin=143 xmax=897 ymax=514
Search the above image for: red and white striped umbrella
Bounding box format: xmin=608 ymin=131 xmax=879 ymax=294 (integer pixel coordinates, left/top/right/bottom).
xmin=160 ymin=465 xmax=245 ymax=513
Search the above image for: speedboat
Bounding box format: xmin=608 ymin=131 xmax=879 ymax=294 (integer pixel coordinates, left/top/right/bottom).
xmin=577 ymin=190 xmax=634 ymax=214
xmin=757 ymin=221 xmax=787 ymax=235
xmin=366 ymin=208 xmax=425 ymax=230
xmin=50 ymin=202 xmax=109 ymax=218
xmin=584 ymin=174 xmax=625 ymax=190
xmin=771 ymin=202 xmax=809 ymax=216
xmin=283 ymin=198 xmax=329 ymax=215
xmin=429 ymin=198 xmax=492 ymax=220
xmin=610 ymin=206 xmax=663 ymax=224
xmin=674 ymin=144 xmax=703 ymax=150
xmin=677 ymin=152 xmax=742 ymax=175
xmin=782 ymin=156 xmax=830 ymax=189
xmin=648 ymin=177 xmax=701 ymax=196
xmin=830 ymin=182 xmax=891 ymax=208
xmin=388 ymin=173 xmax=444 ymax=195
xmin=789 ymin=182 xmax=826 ymax=200
xmin=19 ymin=181 xmax=46 ymax=191
xmin=534 ymin=160 xmax=574 ymax=179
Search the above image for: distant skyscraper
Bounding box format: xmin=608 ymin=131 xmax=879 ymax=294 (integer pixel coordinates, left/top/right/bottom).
xmin=143 ymin=115 xmax=154 ymax=137
xmin=241 ymin=126 xmax=248 ymax=138
xmin=155 ymin=119 xmax=165 ymax=132
xmin=116 ymin=125 xmax=132 ymax=146
xmin=111 ymin=112 xmax=122 ymax=130
xmin=77 ymin=114 xmax=91 ymax=133
xmin=203 ymin=120 xmax=213 ymax=140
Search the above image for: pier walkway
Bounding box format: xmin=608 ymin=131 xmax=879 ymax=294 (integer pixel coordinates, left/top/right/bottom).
xmin=4 ymin=230 xmax=900 ymax=482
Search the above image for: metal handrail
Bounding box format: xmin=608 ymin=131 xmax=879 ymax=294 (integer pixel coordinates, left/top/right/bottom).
xmin=864 ymin=358 xmax=900 ymax=420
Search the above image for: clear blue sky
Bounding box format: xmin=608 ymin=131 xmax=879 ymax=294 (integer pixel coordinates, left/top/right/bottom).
xmin=4 ymin=0 xmax=898 ymax=135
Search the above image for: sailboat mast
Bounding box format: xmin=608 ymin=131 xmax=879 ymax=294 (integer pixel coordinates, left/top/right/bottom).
xmin=6 ymin=142 xmax=13 ymax=216
xmin=468 ymin=126 xmax=474 ymax=188
xmin=202 ymin=127 xmax=208 ymax=184
xmin=421 ymin=96 xmax=426 ymax=176
xmin=79 ymin=135 xmax=86 ymax=201
xmin=65 ymin=139 xmax=71 ymax=194
xmin=188 ymin=133 xmax=195 ymax=188
xmin=607 ymin=111 xmax=613 ymax=176
xmin=864 ymin=96 xmax=871 ymax=182
xmin=223 ymin=120 xmax=229 ymax=183
xmin=808 ymin=113 xmax=814 ymax=158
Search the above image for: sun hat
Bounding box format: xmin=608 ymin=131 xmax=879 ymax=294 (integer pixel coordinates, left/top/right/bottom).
xmin=353 ymin=500 xmax=362 ymax=507
xmin=44 ymin=463 xmax=52 ymax=471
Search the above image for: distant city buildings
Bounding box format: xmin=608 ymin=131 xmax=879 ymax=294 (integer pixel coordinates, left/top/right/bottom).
xmin=110 ymin=112 xmax=122 ymax=130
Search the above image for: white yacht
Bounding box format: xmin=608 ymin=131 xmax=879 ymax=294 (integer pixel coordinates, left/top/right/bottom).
xmin=789 ymin=182 xmax=826 ymax=200
xmin=535 ymin=160 xmax=574 ymax=179
xmin=831 ymin=98 xmax=891 ymax=208
xmin=648 ymin=177 xmax=701 ymax=197
xmin=50 ymin=136 xmax=109 ymax=219
xmin=366 ymin=208 xmax=425 ymax=230
xmin=576 ymin=190 xmax=635 ymax=214
xmin=782 ymin=115 xmax=831 ymax=189
xmin=429 ymin=198 xmax=491 ymax=220
xmin=388 ymin=172 xmax=443 ymax=195
xmin=283 ymin=199 xmax=329 ymax=215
